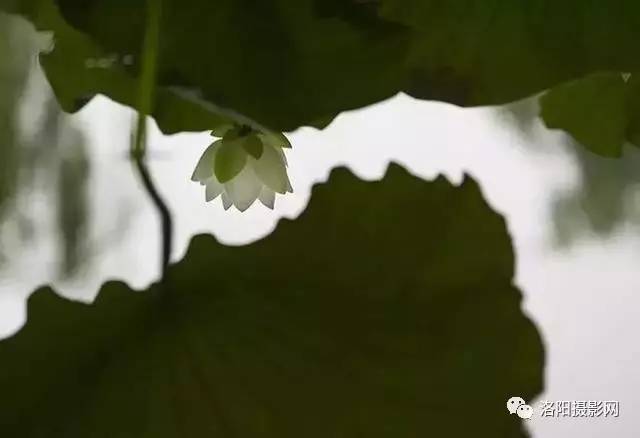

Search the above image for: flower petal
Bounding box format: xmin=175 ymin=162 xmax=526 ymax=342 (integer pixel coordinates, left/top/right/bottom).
xmin=210 ymin=124 xmax=234 ymax=138
xmin=276 ymin=146 xmax=288 ymax=167
xmin=214 ymin=138 xmax=248 ymax=183
xmin=221 ymin=192 xmax=233 ymax=211
xmin=250 ymin=144 xmax=289 ymax=194
xmin=258 ymin=187 xmax=276 ymax=209
xmin=204 ymin=178 xmax=224 ymax=201
xmin=224 ymin=167 xmax=262 ymax=212
xmin=259 ymin=131 xmax=291 ymax=149
xmin=240 ymin=134 xmax=264 ymax=159
xmin=190 ymin=141 xmax=219 ymax=182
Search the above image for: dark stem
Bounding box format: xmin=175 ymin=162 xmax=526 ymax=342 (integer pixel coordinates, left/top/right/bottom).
xmin=131 ymin=0 xmax=171 ymax=280
xmin=133 ymin=156 xmax=173 ymax=279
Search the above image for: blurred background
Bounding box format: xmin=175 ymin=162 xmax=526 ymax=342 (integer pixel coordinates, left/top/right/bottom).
xmin=1 ymin=11 xmax=639 ymax=438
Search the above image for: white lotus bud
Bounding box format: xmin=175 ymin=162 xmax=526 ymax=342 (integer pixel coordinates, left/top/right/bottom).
xmin=191 ymin=126 xmax=292 ymax=211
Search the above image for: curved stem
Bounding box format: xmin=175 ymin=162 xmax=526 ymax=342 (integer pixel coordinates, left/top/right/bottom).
xmin=131 ymin=0 xmax=172 ymax=279
xmin=133 ymin=158 xmax=172 ymax=278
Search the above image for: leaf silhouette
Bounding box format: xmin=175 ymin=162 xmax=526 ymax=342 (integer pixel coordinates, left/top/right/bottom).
xmin=541 ymin=72 xmax=640 ymax=157
xmin=54 ymin=0 xmax=640 ymax=131
xmin=0 ymin=164 xmax=543 ymax=437
xmin=379 ymin=1 xmax=640 ymax=106
xmin=2 ymin=0 xmax=235 ymax=135
xmin=5 ymin=1 xmax=640 ymax=136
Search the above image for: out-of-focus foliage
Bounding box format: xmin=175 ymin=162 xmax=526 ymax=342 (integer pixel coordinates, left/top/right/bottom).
xmin=500 ymin=96 xmax=640 ymax=245
xmin=552 ymin=141 xmax=640 ymax=245
xmin=56 ymin=128 xmax=89 ymax=276
xmin=0 ymin=11 xmax=89 ymax=277
xmin=0 ymin=12 xmax=31 ymax=219
xmin=0 ymin=165 xmax=543 ymax=437
xmin=541 ymin=73 xmax=640 ymax=157
xmin=35 ymin=100 xmax=91 ymax=277
xmin=3 ymin=0 xmax=640 ymax=134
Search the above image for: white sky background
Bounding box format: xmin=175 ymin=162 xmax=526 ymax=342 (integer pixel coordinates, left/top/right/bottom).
xmin=1 ymin=92 xmax=639 ymax=438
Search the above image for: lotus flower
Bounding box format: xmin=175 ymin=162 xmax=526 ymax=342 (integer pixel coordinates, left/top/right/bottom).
xmin=191 ymin=126 xmax=292 ymax=211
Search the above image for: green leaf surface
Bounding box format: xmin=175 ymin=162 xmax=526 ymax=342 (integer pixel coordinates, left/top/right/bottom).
xmin=6 ymin=1 xmax=640 ymax=133
xmin=1 ymin=0 xmax=237 ymax=135
xmin=0 ymin=165 xmax=543 ymax=437
xmin=378 ymin=1 xmax=640 ymax=106
xmin=2 ymin=0 xmax=408 ymax=133
xmin=240 ymin=134 xmax=264 ymax=159
xmin=540 ymin=72 xmax=640 ymax=157
xmin=213 ymin=139 xmax=247 ymax=183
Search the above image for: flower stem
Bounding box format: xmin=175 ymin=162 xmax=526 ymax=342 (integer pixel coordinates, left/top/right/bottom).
xmin=131 ymin=0 xmax=173 ymax=280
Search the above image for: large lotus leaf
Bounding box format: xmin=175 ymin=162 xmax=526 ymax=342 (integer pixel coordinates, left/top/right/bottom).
xmin=3 ymin=0 xmax=410 ymax=133
xmin=0 ymin=0 xmax=237 ymax=134
xmin=53 ymin=0 xmax=640 ymax=131
xmin=378 ymin=1 xmax=640 ymax=106
xmin=4 ymin=0 xmax=639 ymax=133
xmin=0 ymin=164 xmax=543 ymax=437
xmin=540 ymin=72 xmax=640 ymax=157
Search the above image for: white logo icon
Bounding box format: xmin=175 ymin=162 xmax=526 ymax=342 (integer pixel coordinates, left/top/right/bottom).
xmin=507 ymin=396 xmax=533 ymax=420
xmin=517 ymin=404 xmax=534 ymax=420
xmin=507 ymin=396 xmax=525 ymax=414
